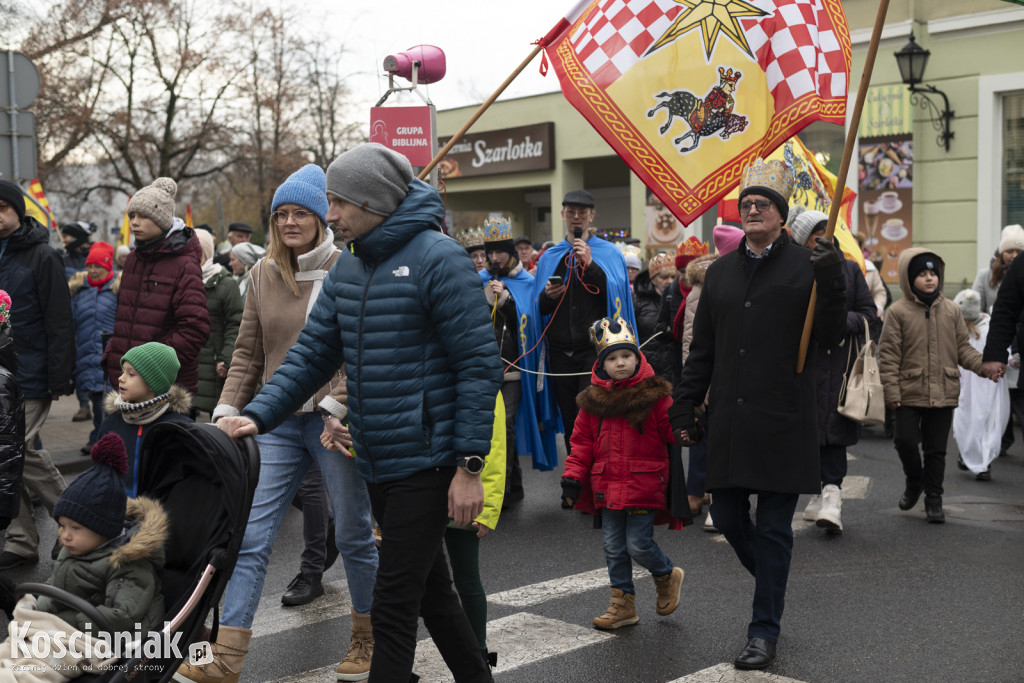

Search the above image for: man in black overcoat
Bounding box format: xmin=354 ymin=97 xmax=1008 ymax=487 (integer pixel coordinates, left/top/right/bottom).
xmin=670 ymin=159 xmax=847 ymax=670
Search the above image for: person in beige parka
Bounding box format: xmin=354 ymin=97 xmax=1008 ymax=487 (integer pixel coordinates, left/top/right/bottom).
xmin=878 ymin=247 xmax=986 ymax=523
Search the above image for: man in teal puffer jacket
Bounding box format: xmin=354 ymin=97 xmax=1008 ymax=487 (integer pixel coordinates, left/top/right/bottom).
xmin=218 ymin=143 xmax=501 ymax=683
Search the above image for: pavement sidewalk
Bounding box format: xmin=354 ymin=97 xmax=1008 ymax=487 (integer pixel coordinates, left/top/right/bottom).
xmin=42 ymin=394 xmax=102 ymax=476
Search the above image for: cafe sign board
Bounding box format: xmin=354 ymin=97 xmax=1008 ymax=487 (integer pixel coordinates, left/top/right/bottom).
xmin=437 ymin=123 xmax=554 ymax=179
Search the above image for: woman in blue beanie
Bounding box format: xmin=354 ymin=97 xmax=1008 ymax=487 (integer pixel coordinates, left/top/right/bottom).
xmin=176 ymin=165 xmax=377 ymax=683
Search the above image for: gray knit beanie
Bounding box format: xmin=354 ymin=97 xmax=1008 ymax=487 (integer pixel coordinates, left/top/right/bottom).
xmin=325 ymin=143 xmax=413 ymax=217
xmin=127 ymin=177 xmax=178 ymax=231
xmin=788 ymin=207 xmax=829 ymax=247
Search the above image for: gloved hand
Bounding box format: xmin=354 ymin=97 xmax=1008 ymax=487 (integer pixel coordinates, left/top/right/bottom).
xmin=809 ymin=236 xmax=842 ymax=269
xmin=676 ymin=414 xmax=705 ymax=447
xmin=560 ymin=478 xmax=582 ymax=508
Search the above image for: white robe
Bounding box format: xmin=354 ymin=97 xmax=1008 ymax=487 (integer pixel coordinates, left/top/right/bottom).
xmin=953 ymin=315 xmax=1009 ymax=473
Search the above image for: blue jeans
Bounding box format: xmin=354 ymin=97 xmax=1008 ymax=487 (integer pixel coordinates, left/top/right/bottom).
xmin=222 ymin=414 xmax=377 ymax=627
xmin=710 ymin=488 xmax=799 ymax=642
xmin=601 ymin=508 xmax=673 ymax=593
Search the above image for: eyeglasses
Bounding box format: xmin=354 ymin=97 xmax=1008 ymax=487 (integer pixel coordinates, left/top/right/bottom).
xmin=563 ymin=208 xmax=591 ymax=218
xmin=271 ymin=209 xmax=315 ymax=225
xmin=739 ymin=200 xmax=774 ymax=214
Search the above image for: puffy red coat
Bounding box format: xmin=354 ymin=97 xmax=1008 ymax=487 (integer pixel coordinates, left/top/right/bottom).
xmin=565 ymin=354 xmax=678 ymax=518
xmin=102 ymin=225 xmax=210 ymax=393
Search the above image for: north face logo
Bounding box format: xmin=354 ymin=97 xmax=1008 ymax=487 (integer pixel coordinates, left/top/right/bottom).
xmin=392 ymin=266 xmax=410 ymax=277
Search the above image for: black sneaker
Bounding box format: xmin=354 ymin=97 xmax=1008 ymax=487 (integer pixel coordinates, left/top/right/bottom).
xmin=898 ymin=487 xmax=922 ymax=511
xmin=0 ymin=551 xmax=38 ymax=571
xmin=925 ymin=496 xmax=945 ymax=524
xmin=976 ymin=468 xmax=991 ymax=481
xmin=956 ymin=457 xmax=968 ymax=471
xmin=281 ymin=573 xmax=324 ymax=606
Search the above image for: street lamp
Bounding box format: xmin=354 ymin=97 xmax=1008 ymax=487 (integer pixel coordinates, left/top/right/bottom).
xmin=894 ymin=34 xmax=954 ymax=151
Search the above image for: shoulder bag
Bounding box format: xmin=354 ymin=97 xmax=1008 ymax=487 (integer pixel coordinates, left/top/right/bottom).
xmin=837 ymin=316 xmax=885 ymax=425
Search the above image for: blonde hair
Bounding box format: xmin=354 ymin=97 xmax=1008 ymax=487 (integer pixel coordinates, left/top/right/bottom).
xmin=265 ymin=215 xmax=326 ymax=297
xmin=965 ymin=319 xmax=981 ymax=340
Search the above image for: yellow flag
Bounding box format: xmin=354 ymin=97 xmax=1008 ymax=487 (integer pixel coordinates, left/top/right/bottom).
xmin=119 ymin=196 xmax=132 ymax=247
xmin=24 ymin=179 xmax=56 ymax=228
xmin=185 ymin=205 xmax=194 ymax=229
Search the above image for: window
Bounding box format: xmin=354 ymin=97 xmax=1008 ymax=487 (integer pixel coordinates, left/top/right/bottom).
xmin=1004 ymin=91 xmax=1024 ymax=228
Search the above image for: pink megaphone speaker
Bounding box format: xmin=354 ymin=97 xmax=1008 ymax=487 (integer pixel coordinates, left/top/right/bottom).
xmin=382 ymin=45 xmax=446 ymax=85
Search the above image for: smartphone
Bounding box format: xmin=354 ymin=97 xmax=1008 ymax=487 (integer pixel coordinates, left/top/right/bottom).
xmin=548 ymin=275 xmax=563 ymax=285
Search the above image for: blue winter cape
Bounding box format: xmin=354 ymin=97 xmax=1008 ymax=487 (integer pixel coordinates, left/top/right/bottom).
xmin=529 ymin=233 xmax=636 ymax=445
xmin=480 ymin=267 xmax=561 ymax=471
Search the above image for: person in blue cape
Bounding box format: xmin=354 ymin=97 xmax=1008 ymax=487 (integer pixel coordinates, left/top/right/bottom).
xmin=477 ymin=218 xmax=559 ymax=506
xmin=532 ymin=189 xmax=636 ymax=461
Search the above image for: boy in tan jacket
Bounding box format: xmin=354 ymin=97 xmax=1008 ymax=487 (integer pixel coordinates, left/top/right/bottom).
xmin=878 ymin=248 xmax=986 ymax=523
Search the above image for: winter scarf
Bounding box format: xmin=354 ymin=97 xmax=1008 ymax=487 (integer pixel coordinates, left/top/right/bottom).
xmin=111 ymin=392 xmax=173 ymax=425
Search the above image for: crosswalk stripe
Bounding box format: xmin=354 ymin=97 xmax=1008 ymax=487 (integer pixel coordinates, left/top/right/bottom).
xmin=488 ymin=567 xmax=648 ymax=607
xmin=841 ymin=475 xmax=870 ymax=499
xmin=412 ymin=612 xmax=613 ymax=682
xmin=251 ymin=579 xmax=351 ymax=639
xmin=668 ymin=662 xmax=807 ymax=682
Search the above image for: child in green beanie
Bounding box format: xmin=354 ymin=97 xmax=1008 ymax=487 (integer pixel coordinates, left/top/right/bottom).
xmin=97 ymin=342 xmax=193 ymax=497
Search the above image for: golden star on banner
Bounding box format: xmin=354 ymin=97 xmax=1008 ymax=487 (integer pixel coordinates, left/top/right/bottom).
xmin=646 ymin=0 xmax=769 ymax=61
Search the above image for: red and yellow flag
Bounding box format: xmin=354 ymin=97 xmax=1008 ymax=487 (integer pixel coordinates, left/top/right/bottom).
xmin=185 ymin=204 xmax=194 ymax=229
xmin=24 ymin=179 xmax=57 ymax=228
xmin=541 ymin=0 xmax=851 ymax=225
xmin=119 ymin=196 xmax=132 ymax=247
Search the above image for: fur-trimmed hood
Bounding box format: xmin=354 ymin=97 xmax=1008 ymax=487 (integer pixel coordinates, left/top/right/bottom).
xmin=577 ymin=356 xmax=672 ymax=429
xmin=104 ymin=383 xmax=192 ymax=416
xmin=69 ymin=270 xmax=121 ymax=297
xmin=109 ymin=496 xmax=169 ymax=568
xmin=685 ymin=253 xmax=717 ymax=287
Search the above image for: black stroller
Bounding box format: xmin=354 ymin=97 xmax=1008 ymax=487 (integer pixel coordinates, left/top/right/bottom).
xmin=17 ymin=421 xmax=259 ymax=682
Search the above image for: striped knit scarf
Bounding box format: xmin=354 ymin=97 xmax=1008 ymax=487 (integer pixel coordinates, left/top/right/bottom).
xmin=114 ymin=393 xmax=172 ymax=425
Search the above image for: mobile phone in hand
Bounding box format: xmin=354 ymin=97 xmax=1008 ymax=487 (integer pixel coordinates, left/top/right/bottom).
xmin=548 ymin=275 xmax=563 ymax=285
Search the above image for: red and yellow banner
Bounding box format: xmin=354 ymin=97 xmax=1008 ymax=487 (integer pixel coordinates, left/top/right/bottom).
xmin=185 ymin=204 xmax=194 ymax=229
xmin=24 ymin=179 xmax=56 ymax=228
xmin=119 ymin=196 xmax=132 ymax=247
xmin=541 ymin=0 xmax=851 ymax=225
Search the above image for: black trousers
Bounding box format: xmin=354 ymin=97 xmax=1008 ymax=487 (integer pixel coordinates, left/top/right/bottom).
xmin=893 ymin=406 xmax=954 ymax=497
xmin=1000 ymin=387 xmax=1024 ymax=454
xmin=292 ymin=462 xmax=331 ymax=576
xmin=819 ymin=444 xmax=847 ymax=487
xmin=548 ymin=347 xmax=597 ymax=455
xmin=366 ymin=467 xmax=492 ymax=683
xmin=501 ymin=380 xmax=523 ymax=497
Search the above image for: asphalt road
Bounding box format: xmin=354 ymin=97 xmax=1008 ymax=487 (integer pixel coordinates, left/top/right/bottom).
xmin=4 ymin=399 xmax=1024 ymax=682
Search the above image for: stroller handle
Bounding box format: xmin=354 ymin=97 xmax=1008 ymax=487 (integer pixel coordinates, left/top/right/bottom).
xmin=15 ymin=582 xmax=116 ymax=635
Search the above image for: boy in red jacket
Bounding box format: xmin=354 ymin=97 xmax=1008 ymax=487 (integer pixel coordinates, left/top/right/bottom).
xmin=561 ymin=317 xmax=685 ymax=630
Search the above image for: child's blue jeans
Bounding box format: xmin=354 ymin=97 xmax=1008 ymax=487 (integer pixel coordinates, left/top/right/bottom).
xmin=602 ymin=508 xmax=673 ymax=593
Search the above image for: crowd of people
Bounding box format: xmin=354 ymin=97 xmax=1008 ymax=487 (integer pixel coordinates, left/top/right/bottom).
xmin=0 ymin=145 xmax=1021 ymax=681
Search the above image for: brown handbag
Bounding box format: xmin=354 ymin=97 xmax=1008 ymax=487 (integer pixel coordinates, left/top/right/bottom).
xmin=837 ymin=317 xmax=885 ymax=425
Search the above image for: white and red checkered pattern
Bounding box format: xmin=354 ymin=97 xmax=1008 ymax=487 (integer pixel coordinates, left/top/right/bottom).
xmin=568 ymin=0 xmax=848 ymax=108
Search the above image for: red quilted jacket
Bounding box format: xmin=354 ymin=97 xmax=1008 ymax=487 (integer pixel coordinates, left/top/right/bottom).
xmin=565 ymin=354 xmax=679 ymax=521
xmin=102 ymin=225 xmax=210 ymax=393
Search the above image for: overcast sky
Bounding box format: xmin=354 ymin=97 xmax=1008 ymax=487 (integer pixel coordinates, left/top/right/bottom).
xmin=306 ymin=0 xmax=570 ymax=116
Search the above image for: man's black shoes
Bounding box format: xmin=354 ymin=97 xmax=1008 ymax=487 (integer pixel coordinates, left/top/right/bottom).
xmin=734 ymin=637 xmax=776 ymax=670
xmin=898 ymin=487 xmax=922 ymax=511
xmin=281 ymin=573 xmax=324 ymax=606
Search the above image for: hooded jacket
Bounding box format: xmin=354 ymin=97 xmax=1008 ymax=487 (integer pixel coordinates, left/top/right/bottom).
xmin=564 ymin=353 xmax=682 ymax=525
xmin=38 ymin=496 xmax=168 ymax=635
xmin=0 ymin=324 xmax=24 ymax=523
xmin=102 ymin=220 xmax=210 ymax=393
xmin=878 ymin=248 xmax=983 ymax=408
xmin=632 ymin=270 xmax=674 ymax=379
xmin=243 ymin=179 xmax=502 ymax=483
xmin=0 ymin=216 xmax=76 ymax=398
xmin=69 ymin=271 xmax=121 ymax=394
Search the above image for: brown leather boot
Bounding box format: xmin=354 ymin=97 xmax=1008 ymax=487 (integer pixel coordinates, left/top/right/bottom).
xmin=592 ymin=588 xmax=639 ymax=630
xmin=653 ymin=566 xmax=685 ymax=615
xmin=335 ymin=608 xmax=373 ymax=681
xmin=171 ymin=625 xmax=252 ymax=683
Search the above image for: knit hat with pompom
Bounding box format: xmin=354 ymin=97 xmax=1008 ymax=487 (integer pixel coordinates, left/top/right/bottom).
xmin=53 ymin=434 xmax=129 ymax=539
xmin=127 ymin=177 xmax=178 ymax=232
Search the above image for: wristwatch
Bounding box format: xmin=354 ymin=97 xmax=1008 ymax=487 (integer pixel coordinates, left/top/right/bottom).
xmin=455 ymin=455 xmax=485 ymax=475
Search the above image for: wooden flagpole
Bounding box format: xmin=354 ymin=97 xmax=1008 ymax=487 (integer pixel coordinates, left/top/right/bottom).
xmin=417 ymin=45 xmax=544 ymax=181
xmin=796 ymin=0 xmax=891 ymax=373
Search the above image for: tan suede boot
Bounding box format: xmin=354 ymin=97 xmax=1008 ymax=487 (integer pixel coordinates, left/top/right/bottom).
xmin=592 ymin=589 xmax=639 ymax=630
xmin=653 ymin=566 xmax=685 ymax=615
xmin=172 ymin=626 xmax=252 ymax=683
xmin=335 ymin=608 xmax=373 ymax=681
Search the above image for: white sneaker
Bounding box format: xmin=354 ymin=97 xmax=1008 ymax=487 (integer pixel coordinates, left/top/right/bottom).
xmin=816 ymin=484 xmax=843 ymax=533
xmin=703 ymin=509 xmax=719 ymax=533
xmin=803 ymin=494 xmax=822 ymax=521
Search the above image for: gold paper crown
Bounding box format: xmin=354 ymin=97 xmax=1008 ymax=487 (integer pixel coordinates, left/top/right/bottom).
xmin=457 ymin=227 xmax=485 ymax=250
xmin=483 ymin=217 xmax=512 ymax=243
xmin=740 ymin=158 xmax=795 ymax=201
xmin=589 ymin=317 xmax=638 ymax=355
xmin=676 ymin=235 xmax=710 ymax=258
xmin=617 ymin=243 xmax=642 ymax=260
xmin=648 ymin=252 xmax=677 ymax=277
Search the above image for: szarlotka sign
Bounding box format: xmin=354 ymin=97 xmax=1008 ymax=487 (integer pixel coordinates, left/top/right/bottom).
xmin=370 ymin=106 xmax=434 ymax=166
xmin=438 ymin=123 xmax=554 ymax=179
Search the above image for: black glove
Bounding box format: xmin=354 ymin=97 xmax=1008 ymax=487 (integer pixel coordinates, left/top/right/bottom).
xmin=809 ymin=236 xmax=842 ymax=269
xmin=560 ymin=478 xmax=582 ymax=508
